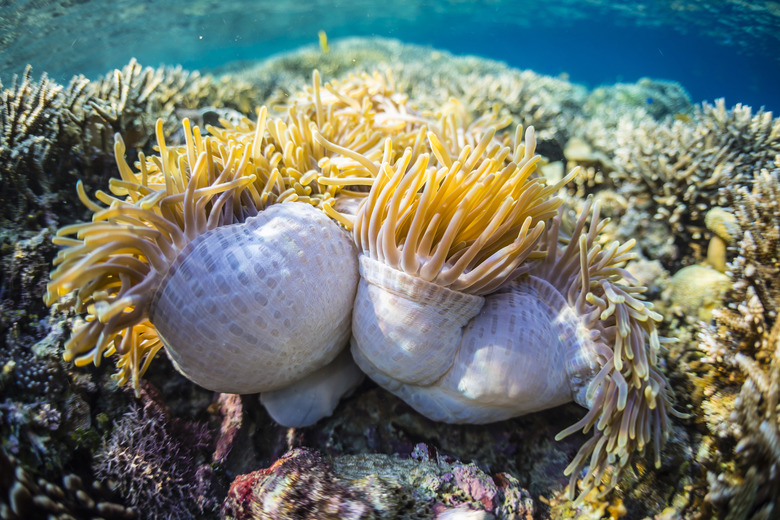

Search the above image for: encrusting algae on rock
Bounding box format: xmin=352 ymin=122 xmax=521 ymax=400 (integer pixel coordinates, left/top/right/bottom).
xmin=43 ymin=68 xmax=674 ymax=505
xmin=221 ymin=445 xmax=535 ymax=520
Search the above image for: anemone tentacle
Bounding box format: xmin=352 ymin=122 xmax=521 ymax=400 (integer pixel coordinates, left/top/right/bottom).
xmin=47 ymin=117 xmax=267 ymax=390
xmin=537 ymin=197 xmax=672 ymax=501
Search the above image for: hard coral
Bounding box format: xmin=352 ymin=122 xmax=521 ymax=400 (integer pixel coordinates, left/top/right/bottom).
xmin=610 ymin=99 xmax=780 ymax=268
xmin=0 ymin=66 xmax=61 ymax=226
xmin=62 ymin=58 xmax=217 ymax=159
xmin=695 ymin=159 xmax=780 ymax=519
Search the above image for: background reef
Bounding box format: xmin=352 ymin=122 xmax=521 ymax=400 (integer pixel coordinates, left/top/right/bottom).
xmin=1 ymin=1 xmax=778 ymax=113
xmin=1 ymin=38 xmax=779 ymax=519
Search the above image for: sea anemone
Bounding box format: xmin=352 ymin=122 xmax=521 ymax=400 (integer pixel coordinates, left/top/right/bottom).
xmin=344 ymin=122 xmax=671 ymax=501
xmin=47 ymin=70 xmax=672 ymax=495
xmin=45 ymin=70 xmax=425 ymax=425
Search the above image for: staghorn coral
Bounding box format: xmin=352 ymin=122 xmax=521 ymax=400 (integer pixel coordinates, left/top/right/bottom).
xmin=60 ymin=58 xmax=217 ymax=159
xmin=0 ymin=65 xmax=62 ymax=226
xmin=691 ymin=160 xmax=780 ymax=519
xmin=699 ymin=322 xmax=780 ymax=520
xmin=712 ymin=160 xmax=780 ymax=357
xmin=406 ymin=66 xmax=585 ymax=146
xmin=0 ymin=59 xmax=236 ymax=230
xmin=609 ymin=99 xmax=780 ymax=268
xmin=563 ymin=78 xmax=692 ymax=199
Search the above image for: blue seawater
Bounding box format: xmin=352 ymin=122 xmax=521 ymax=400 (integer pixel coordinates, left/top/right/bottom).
xmin=0 ymin=0 xmax=778 ymax=112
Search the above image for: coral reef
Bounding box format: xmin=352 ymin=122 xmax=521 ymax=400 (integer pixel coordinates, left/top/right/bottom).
xmin=583 ymin=78 xmax=692 ymax=123
xmin=0 ymin=66 xmax=62 ymax=226
xmin=0 ymin=449 xmax=135 ymax=520
xmin=231 ymin=37 xmax=586 ymax=146
xmin=59 ymin=58 xmax=215 ymax=163
xmin=45 ymin=64 xmax=674 ymax=506
xmin=92 ymin=385 xmax=217 ymax=520
xmin=610 ymin=99 xmax=780 ymax=268
xmin=221 ymin=445 xmax=534 ymax=520
xmin=0 ymin=58 xmax=248 ymax=230
xmin=562 ymin=78 xmax=691 ymax=200
xmin=4 ymin=35 xmax=780 ymax=520
xmin=672 ymin=159 xmax=780 ymax=519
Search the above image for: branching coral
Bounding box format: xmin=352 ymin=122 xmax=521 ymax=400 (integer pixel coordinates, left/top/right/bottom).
xmin=61 ymin=58 xmax=217 ymax=158
xmin=0 ymin=65 xmax=62 ymax=224
xmin=695 ymin=160 xmax=780 ymax=519
xmin=610 ymin=99 xmax=780 ymax=267
xmin=0 ymin=59 xmax=235 ymax=229
xmin=699 ymin=321 xmax=780 ymax=520
xmin=583 ymin=78 xmax=692 ymax=123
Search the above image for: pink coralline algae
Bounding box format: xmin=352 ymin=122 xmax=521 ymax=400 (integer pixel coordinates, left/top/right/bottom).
xmin=221 ymin=448 xmax=372 ymax=520
xmin=221 ymin=445 xmax=534 ymax=520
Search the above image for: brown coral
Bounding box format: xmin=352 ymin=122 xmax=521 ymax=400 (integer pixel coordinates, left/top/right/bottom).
xmin=610 ymin=99 xmax=780 ymax=267
xmin=695 ymin=159 xmax=780 ymax=519
xmin=0 ymin=65 xmax=62 ymax=225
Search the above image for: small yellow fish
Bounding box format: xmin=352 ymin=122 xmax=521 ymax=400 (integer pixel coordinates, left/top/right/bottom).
xmin=673 ymin=112 xmax=691 ymax=123
xmin=318 ymin=30 xmax=329 ymax=54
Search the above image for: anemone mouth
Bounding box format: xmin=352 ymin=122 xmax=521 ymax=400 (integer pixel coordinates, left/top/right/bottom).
xmin=342 ymin=124 xmax=579 ymax=295
xmin=535 ymin=197 xmax=672 ymax=502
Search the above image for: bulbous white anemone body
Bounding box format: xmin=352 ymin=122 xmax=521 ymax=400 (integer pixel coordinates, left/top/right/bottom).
xmin=344 ymin=124 xmax=595 ymax=423
xmin=336 ymin=123 xmax=671 ymax=501
xmin=351 ymin=256 xmax=601 ymax=424
xmin=47 ymin=110 xmax=369 ymax=427
xmin=150 ymin=202 xmax=359 ymax=395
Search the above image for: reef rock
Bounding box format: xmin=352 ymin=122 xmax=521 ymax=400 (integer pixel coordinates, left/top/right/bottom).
xmin=221 ymin=445 xmax=533 ymax=520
